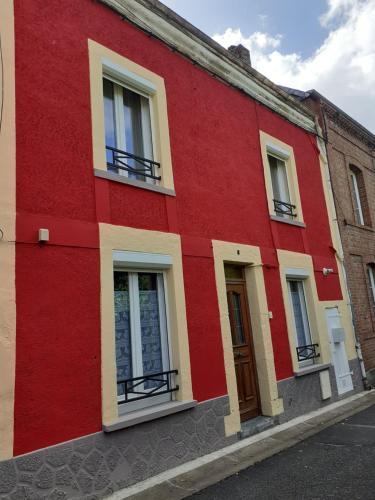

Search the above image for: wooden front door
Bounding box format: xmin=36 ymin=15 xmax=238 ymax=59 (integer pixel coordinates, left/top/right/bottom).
xmin=226 ymin=269 xmax=261 ymax=421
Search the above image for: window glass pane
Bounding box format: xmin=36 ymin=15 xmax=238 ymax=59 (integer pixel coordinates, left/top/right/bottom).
xmin=289 ymin=280 xmax=311 ymax=348
xmin=114 ymin=272 xmax=132 ymax=397
xmin=103 ymin=79 xmax=117 ymax=169
xmin=268 ymin=155 xmax=281 ymax=200
xmin=269 ymin=155 xmax=291 ymax=218
xmin=224 ymin=264 xmax=244 ymax=280
xmin=276 ymin=158 xmax=290 ymax=204
xmin=368 ymin=266 xmax=375 ymax=305
xmin=231 ymin=292 xmax=245 ymax=345
xmin=351 ymin=172 xmax=364 ymax=225
xmin=138 ymin=273 xmax=164 ymax=389
xmin=123 ymin=89 xmax=153 ymax=181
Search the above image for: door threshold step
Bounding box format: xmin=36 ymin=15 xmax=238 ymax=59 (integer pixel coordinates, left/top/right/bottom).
xmin=239 ymin=415 xmax=276 ymax=439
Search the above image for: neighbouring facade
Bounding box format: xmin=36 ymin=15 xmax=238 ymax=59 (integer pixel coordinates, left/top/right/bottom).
xmin=285 ymin=88 xmax=375 ymax=385
xmin=0 ymin=0 xmax=364 ymax=497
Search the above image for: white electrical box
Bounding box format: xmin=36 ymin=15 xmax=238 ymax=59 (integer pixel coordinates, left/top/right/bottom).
xmin=38 ymin=228 xmax=50 ymax=242
xmin=331 ymin=327 xmax=345 ymax=343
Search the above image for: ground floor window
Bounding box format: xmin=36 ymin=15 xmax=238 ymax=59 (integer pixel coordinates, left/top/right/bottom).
xmin=114 ymin=270 xmax=172 ymax=410
xmin=287 ymin=279 xmax=315 ymax=366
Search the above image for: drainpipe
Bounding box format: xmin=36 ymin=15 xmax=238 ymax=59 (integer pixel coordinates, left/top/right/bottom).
xmin=314 ymin=115 xmax=369 ymax=388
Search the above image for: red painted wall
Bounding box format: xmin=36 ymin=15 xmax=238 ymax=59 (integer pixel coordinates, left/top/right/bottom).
xmin=13 ymin=0 xmax=342 ymax=454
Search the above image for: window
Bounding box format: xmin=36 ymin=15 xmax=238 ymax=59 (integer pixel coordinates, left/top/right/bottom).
xmin=89 ymin=41 xmax=175 ymax=193
xmin=268 ymin=154 xmax=295 ymax=219
xmin=259 ymin=132 xmax=304 ymax=224
xmin=368 ymin=265 xmax=375 ymax=306
xmin=114 ymin=270 xmax=176 ymax=411
xmin=287 ymin=279 xmax=317 ymax=365
xmin=350 ymin=168 xmax=365 ymax=225
xmin=103 ymin=77 xmax=159 ymax=183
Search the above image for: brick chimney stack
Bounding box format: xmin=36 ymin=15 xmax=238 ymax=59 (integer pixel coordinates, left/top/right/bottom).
xmin=228 ymin=44 xmax=251 ymax=66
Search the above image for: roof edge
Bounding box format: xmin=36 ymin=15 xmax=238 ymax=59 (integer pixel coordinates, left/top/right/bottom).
xmin=98 ymin=0 xmax=317 ymax=134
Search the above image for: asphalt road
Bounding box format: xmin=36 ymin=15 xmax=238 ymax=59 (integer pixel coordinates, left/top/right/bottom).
xmin=188 ymin=404 xmax=375 ymax=500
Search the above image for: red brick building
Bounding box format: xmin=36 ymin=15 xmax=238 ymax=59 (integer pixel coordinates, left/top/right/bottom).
xmin=0 ymin=0 xmax=364 ymax=497
xmin=285 ymin=88 xmax=375 ymax=385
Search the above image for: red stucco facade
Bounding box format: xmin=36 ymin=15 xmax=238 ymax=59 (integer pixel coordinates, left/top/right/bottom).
xmin=13 ymin=0 xmax=343 ymax=456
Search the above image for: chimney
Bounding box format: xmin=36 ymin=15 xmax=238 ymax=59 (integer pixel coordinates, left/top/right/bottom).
xmin=228 ymin=44 xmax=251 ymax=66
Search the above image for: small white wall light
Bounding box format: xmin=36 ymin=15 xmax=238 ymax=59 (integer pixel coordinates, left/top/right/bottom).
xmin=322 ymin=267 xmax=334 ymax=276
xmin=38 ymin=228 xmax=50 ymax=243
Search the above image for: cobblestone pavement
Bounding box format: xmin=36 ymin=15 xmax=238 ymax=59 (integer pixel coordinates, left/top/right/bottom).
xmin=188 ymin=404 xmax=375 ymax=500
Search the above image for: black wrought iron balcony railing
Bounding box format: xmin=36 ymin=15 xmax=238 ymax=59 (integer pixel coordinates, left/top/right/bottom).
xmin=117 ymin=369 xmax=179 ymax=404
xmin=273 ymin=199 xmax=297 ymax=218
xmin=106 ymin=145 xmax=161 ymax=181
xmin=296 ymin=344 xmax=320 ymax=363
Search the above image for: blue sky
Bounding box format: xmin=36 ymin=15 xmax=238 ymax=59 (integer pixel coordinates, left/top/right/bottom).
xmin=163 ymin=0 xmax=327 ymax=58
xmin=161 ymin=0 xmax=375 ymax=133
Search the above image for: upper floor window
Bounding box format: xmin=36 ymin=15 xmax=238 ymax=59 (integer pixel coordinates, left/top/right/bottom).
xmin=368 ymin=264 xmax=375 ymax=306
xmin=349 ymin=167 xmax=365 ymax=225
xmin=103 ymin=77 xmax=159 ymax=183
xmin=268 ymin=154 xmax=295 ymax=219
xmin=259 ymin=131 xmax=304 ymax=225
xmin=88 ymin=40 xmax=175 ymax=194
xmin=349 ymin=165 xmax=371 ymax=227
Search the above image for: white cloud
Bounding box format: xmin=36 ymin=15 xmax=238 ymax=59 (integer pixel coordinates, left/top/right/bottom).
xmin=213 ymin=27 xmax=281 ymax=52
xmin=212 ymin=0 xmax=375 ymax=133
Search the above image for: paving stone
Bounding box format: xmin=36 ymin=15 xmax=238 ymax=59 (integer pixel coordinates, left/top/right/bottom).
xmin=0 ymin=460 xmax=17 ymax=493
xmin=19 ymin=473 xmax=34 ymax=485
xmin=83 ymin=450 xmax=104 ymax=477
xmin=69 ymin=453 xmax=84 ymax=474
xmin=156 ymin=438 xmax=175 ymax=459
xmin=35 ymin=465 xmax=54 ymax=489
xmin=77 ymin=471 xmax=93 ymax=495
xmin=74 ymin=436 xmax=95 ymax=456
xmin=45 ymin=445 xmax=72 ymax=468
xmin=16 ymin=455 xmax=44 ymax=473
xmin=131 ymin=460 xmax=148 ymax=482
xmin=49 ymin=489 xmax=67 ymax=500
xmin=10 ymin=485 xmax=42 ymax=500
xmin=93 ymin=464 xmax=111 ymax=492
xmin=55 ymin=467 xmax=74 ymax=487
xmin=105 ymin=448 xmax=122 ymax=472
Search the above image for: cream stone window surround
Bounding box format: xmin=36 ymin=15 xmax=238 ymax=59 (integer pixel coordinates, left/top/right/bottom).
xmin=212 ymin=240 xmax=283 ymax=437
xmin=278 ymin=250 xmax=332 ymax=375
xmin=259 ymin=131 xmax=305 ymax=225
xmin=88 ymin=39 xmax=175 ymax=195
xmin=100 ymin=224 xmax=193 ymax=430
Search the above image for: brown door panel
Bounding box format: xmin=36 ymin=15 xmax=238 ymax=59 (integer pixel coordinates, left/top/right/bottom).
xmin=226 ymin=279 xmax=261 ymax=422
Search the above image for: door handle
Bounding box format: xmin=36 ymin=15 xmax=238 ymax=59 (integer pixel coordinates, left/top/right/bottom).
xmin=234 ymin=351 xmax=245 ymax=358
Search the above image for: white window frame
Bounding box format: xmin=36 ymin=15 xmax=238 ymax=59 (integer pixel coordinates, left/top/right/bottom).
xmin=350 ymin=170 xmax=365 ymax=225
xmin=103 ymin=70 xmax=157 ymax=185
xmin=113 ymin=253 xmax=175 ymax=414
xmin=266 ymin=143 xmax=295 ymax=220
xmin=268 ymin=154 xmax=292 ymax=218
xmin=287 ymin=278 xmax=314 ymax=367
xmin=368 ymin=265 xmax=375 ymax=306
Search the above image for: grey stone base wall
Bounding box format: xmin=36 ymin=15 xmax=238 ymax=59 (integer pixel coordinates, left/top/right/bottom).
xmin=277 ymin=358 xmax=364 ymax=423
xmin=0 ymin=396 xmax=236 ymax=500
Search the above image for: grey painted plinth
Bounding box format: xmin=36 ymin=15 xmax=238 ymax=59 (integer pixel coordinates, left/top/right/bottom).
xmin=277 ymin=358 xmax=364 ymax=423
xmin=0 ymin=396 xmax=235 ymax=500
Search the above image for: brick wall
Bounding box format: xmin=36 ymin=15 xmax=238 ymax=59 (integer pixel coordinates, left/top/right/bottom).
xmin=311 ymin=100 xmax=375 ymax=378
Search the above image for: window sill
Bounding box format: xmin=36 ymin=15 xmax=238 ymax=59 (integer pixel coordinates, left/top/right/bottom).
xmin=345 ymin=221 xmax=374 ymax=233
xmin=294 ymin=363 xmax=331 ymax=378
xmin=94 ymin=169 xmax=176 ymax=197
xmin=270 ymin=215 xmax=306 ymax=228
xmin=103 ymin=399 xmax=197 ymax=432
